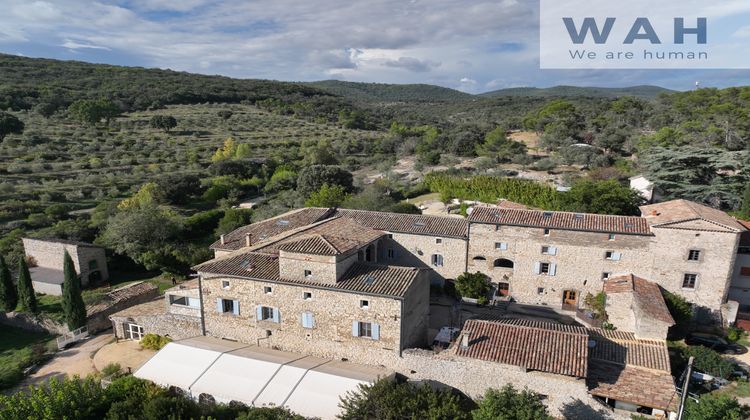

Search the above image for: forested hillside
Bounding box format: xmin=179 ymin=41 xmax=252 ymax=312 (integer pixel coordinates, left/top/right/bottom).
xmin=480 ymin=85 xmax=672 ymax=99
xmin=0 ymin=54 xmax=748 ymax=277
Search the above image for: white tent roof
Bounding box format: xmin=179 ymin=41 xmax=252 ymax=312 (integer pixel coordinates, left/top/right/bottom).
xmin=134 ymin=336 xmax=394 ymax=419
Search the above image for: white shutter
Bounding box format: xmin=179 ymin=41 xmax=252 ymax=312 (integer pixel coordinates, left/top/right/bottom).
xmin=216 ymin=298 xmax=223 ymax=313
xmin=352 ymin=321 xmax=360 ymax=337
xmin=549 ymin=246 xmax=557 ymax=256
xmin=500 ymin=243 xmax=508 ymax=250
xmin=534 ymin=262 xmax=541 ymax=274
xmin=612 ymin=252 xmax=622 ymax=261
xmin=256 ymin=306 xmax=263 ymax=321
xmin=272 ymin=308 xmax=280 ymax=323
xmin=549 ymin=263 xmax=557 ymax=276
xmin=372 ymin=323 xmax=380 ymax=341
xmin=232 ymin=300 xmax=240 ymax=316
xmin=301 ymin=312 xmax=311 ymax=328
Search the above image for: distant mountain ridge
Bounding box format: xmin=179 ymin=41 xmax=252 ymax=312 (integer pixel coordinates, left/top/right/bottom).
xmin=305 ymin=80 xmax=474 ymax=103
xmin=479 ymin=85 xmax=673 ymax=99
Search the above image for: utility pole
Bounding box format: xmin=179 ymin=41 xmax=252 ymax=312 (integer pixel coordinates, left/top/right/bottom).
xmin=677 ymin=356 xmax=694 ymax=420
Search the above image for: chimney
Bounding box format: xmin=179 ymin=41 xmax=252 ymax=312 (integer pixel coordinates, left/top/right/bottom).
xmin=245 ymin=233 xmax=252 ymax=247
xmin=220 ymin=234 xmax=225 ymax=245
xmin=460 ymin=332 xmax=471 ymax=349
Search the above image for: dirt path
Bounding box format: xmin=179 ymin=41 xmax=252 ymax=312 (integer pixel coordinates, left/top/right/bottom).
xmin=12 ymin=333 xmax=113 ymax=391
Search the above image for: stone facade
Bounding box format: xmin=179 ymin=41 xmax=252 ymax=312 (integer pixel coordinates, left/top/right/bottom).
xmin=729 ymin=250 xmax=750 ymax=310
xmin=200 ymin=271 xmax=430 ymax=360
xmin=22 ymin=238 xmax=109 ymax=289
xmin=378 ymin=233 xmax=467 ymax=284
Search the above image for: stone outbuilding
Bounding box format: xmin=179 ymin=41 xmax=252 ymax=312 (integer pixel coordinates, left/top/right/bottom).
xmin=603 ymin=274 xmax=675 ymax=340
xmin=22 ymin=237 xmax=109 ymax=295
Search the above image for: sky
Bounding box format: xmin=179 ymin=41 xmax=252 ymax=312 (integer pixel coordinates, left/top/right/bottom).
xmin=1 ymin=0 xmax=750 ymax=93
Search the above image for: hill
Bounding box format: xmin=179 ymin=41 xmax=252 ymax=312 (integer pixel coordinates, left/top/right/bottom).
xmin=306 ymin=80 xmax=473 ymax=103
xmin=479 ymin=85 xmax=673 ymax=99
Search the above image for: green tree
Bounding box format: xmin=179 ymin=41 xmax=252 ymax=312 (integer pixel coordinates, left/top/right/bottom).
xmin=662 ymin=289 xmax=692 ymax=338
xmin=305 ymin=184 xmax=349 ymax=208
xmin=740 ymin=182 xmax=750 ymax=219
xmin=477 ymin=127 xmax=527 ymax=162
xmin=472 ymin=385 xmax=552 ymax=420
xmin=682 ymin=346 xmax=736 ymax=379
xmin=149 ymin=115 xmax=177 ymax=132
xmin=455 ymin=272 xmax=491 ymax=301
xmin=683 ymin=393 xmax=749 ymax=420
xmin=62 ymin=251 xmax=87 ymax=330
xmin=68 ymin=99 xmax=119 ymax=126
xmin=296 ymin=165 xmax=353 ymax=197
xmin=211 ymin=138 xmax=237 ymax=162
xmin=117 ymin=182 xmax=166 ymax=211
xmin=339 ymin=379 xmax=470 ymax=420
xmin=0 ymin=255 xmax=17 ymax=312
xmin=16 ymin=258 xmax=37 ymax=314
xmin=234 ymin=143 xmax=253 ymax=159
xmin=0 ymin=112 xmax=24 ymax=141
xmin=560 ymin=179 xmax=642 ymax=215
xmin=215 ymin=208 xmax=253 ymax=236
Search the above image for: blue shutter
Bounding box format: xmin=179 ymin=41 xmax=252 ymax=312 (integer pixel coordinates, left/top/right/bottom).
xmin=216 ymin=298 xmax=223 ymax=313
xmin=352 ymin=321 xmax=359 ymax=337
xmin=302 ymin=312 xmax=314 ymax=328
xmin=256 ymin=306 xmax=262 ymax=321
xmin=549 ymin=263 xmax=557 ymax=276
xmin=371 ymin=323 xmax=380 ymax=340
xmin=534 ymin=262 xmax=541 ymax=274
xmin=549 ymin=246 xmax=557 ymax=255
xmin=272 ymin=308 xmax=280 ymax=323
xmin=612 ymin=252 xmax=622 ymax=261
xmin=232 ymin=300 xmax=240 ymax=316
xmin=309 ymin=312 xmax=315 ymax=328
xmin=500 ymin=243 xmax=508 ymax=250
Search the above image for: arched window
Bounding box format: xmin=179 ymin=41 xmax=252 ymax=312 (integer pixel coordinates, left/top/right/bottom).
xmin=472 ymin=256 xmax=487 ymax=261
xmin=493 ymin=258 xmax=514 ymax=269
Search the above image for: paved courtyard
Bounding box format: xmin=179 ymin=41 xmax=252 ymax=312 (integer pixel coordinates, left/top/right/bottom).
xmin=93 ymin=339 xmax=156 ymax=374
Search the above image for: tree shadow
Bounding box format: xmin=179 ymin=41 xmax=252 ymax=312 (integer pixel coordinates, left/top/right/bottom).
xmin=560 ymin=398 xmax=612 ymax=420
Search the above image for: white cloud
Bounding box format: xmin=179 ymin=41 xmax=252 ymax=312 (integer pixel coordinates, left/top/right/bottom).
xmin=61 ymin=39 xmax=111 ymax=51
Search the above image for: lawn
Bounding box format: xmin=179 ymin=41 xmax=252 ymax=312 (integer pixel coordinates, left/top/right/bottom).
xmin=0 ymin=326 xmax=53 ymax=391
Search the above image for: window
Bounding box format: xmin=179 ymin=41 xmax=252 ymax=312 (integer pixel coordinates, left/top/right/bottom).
xmin=682 ymin=274 xmax=698 ymax=289
xmin=303 ymin=292 xmax=312 ymax=300
xmin=170 ymin=295 xmax=200 ymax=308
xmin=537 ymin=287 xmax=545 ymax=295
xmin=541 ymin=246 xmax=557 ymax=255
xmin=360 ymin=300 xmax=369 ymax=309
xmin=493 ymin=258 xmax=514 ymax=268
xmin=473 ymin=256 xmax=487 ymax=261
xmin=301 ymin=311 xmax=315 ymax=329
xmin=543 ymin=228 xmax=550 ymax=236
xmin=222 ymin=280 xmax=230 ymax=289
xmin=352 ymin=321 xmax=379 ymax=340
xmin=688 ymin=250 xmax=701 ymax=261
xmin=257 ymin=306 xmax=279 ymax=322
xmin=604 ymin=251 xmax=622 ymax=261
xmin=740 ymin=247 xmax=750 ymax=255
xmin=88 ymin=260 xmax=98 ymax=270
xmin=387 ymin=249 xmax=396 ymax=259
xmin=495 ymin=242 xmax=508 ymax=250
xmin=436 ymin=238 xmax=443 ymax=244
xmin=387 ymin=234 xmax=393 ymax=239
xmin=304 ymin=270 xmax=313 ymax=279
xmin=741 ymin=267 xmax=750 ymax=277
xmin=608 ymin=234 xmax=616 ymax=241
xmin=602 ymin=272 xmax=611 ymax=280
xmin=126 ymin=323 xmax=144 ymax=340
xmin=264 ymin=286 xmax=273 ymax=294
xmin=431 ymin=254 xmax=444 ymax=267
xmin=534 ymin=262 xmax=556 ymax=276
xmin=217 ymin=298 xmax=239 ymax=315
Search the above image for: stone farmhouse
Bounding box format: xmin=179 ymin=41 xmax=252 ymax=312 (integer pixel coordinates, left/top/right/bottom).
xmin=22 ymin=238 xmax=109 ymax=296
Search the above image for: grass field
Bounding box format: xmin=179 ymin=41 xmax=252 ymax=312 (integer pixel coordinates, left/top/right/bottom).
xmin=0 ymin=326 xmax=53 ymax=390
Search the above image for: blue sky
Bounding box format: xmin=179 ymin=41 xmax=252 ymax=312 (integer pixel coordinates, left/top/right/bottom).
xmin=1 ymin=0 xmax=749 ymax=93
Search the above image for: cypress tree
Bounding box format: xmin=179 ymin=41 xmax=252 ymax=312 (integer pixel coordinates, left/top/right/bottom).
xmin=16 ymin=258 xmax=38 ymax=314
xmin=62 ymin=251 xmax=87 ymax=329
xmin=0 ymin=255 xmax=17 ymax=312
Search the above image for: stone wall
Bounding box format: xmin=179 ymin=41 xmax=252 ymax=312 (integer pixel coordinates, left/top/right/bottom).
xmin=87 ymin=283 xmax=160 ymax=333
xmin=605 ymin=293 xmax=635 ymax=332
xmin=0 ymin=311 xmax=68 ymax=335
xmin=379 ymin=233 xmax=467 ymax=284
xmin=200 ymin=274 xmax=429 ymax=359
xmin=111 ymin=312 xmax=201 ymax=341
xmin=22 ymin=238 xmax=108 ymax=287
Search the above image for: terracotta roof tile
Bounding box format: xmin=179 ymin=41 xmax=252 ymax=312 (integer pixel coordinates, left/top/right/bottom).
xmin=467 ymin=207 xmax=651 ymax=235
xmin=604 ymin=274 xmax=675 ymax=325
xmin=455 ymin=319 xmax=589 ymax=377
xmin=332 ymin=208 xmax=469 ymax=238
xmin=587 ymin=329 xmax=671 ymax=372
xmin=640 ymin=199 xmax=746 ymax=232
xmin=259 ymin=217 xmax=385 ymax=255
xmin=587 ymin=363 xmax=678 ymax=411
xmin=195 ymin=252 xmax=422 ymax=299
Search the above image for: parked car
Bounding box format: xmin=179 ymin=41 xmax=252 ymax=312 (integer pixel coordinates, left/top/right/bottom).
xmin=685 ymin=333 xmax=747 ymax=354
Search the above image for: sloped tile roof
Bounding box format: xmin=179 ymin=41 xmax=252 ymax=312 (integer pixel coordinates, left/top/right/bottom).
xmin=332 ymin=208 xmax=469 ymax=238
xmin=640 ymin=199 xmax=746 ymax=232
xmin=604 ymin=274 xmax=675 ymax=325
xmin=587 ymin=329 xmax=671 ymax=372
xmin=195 ymin=252 xmax=422 ymax=299
xmin=455 ymin=319 xmax=589 ymax=377
xmin=260 ymin=217 xmax=385 ymax=256
xmin=587 ymin=363 xmax=678 ymax=411
xmin=210 ymin=208 xmax=334 ymax=251
xmin=468 ymin=206 xmax=651 ymax=235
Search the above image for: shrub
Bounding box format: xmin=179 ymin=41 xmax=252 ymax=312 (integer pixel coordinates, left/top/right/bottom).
xmin=101 ymin=363 xmax=123 ymax=378
xmin=139 ymin=334 xmax=171 ymax=351
xmin=455 ymin=272 xmax=491 ymax=300
xmin=472 ymin=385 xmax=552 ymax=420
xmin=662 ymin=289 xmax=692 ymax=338
xmin=682 ymin=346 xmax=736 ymax=379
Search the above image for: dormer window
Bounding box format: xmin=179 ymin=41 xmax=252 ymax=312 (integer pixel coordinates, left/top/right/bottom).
xmin=276 ymin=220 xmax=290 ymax=226
xmin=573 ymin=214 xmax=583 ymax=220
xmin=543 ymin=212 xmax=553 ymax=219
